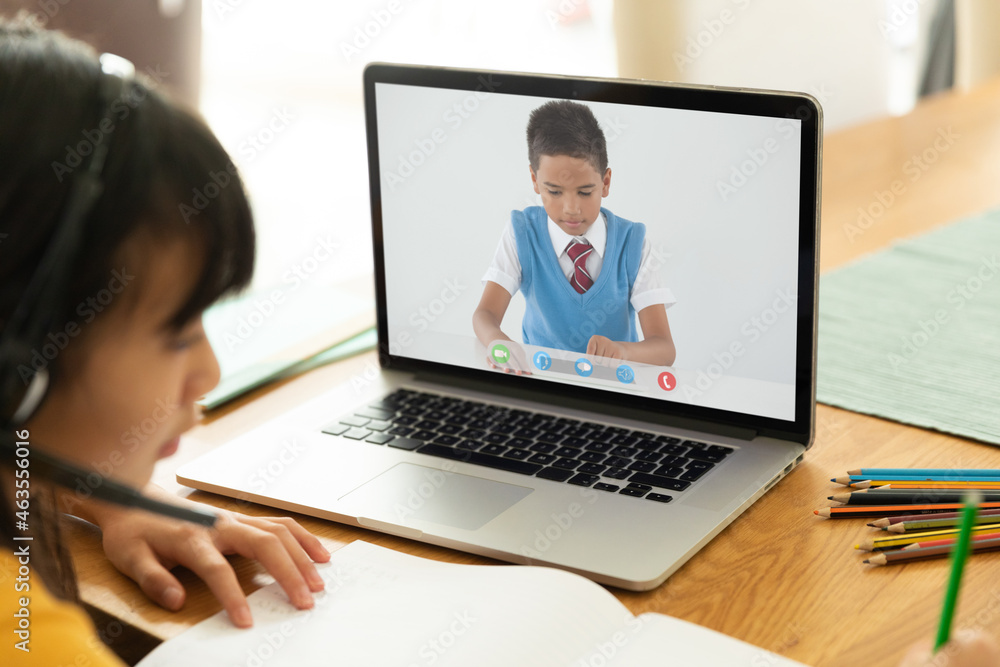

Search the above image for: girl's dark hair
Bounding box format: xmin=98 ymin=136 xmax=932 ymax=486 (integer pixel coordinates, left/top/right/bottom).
xmin=0 ymin=16 xmax=256 ymax=598
xmin=0 ymin=16 xmax=255 ymax=334
xmin=526 ymin=100 xmax=608 ymax=175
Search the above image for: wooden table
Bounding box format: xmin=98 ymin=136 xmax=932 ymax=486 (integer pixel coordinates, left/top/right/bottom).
xmin=69 ymin=76 xmax=1000 ymax=666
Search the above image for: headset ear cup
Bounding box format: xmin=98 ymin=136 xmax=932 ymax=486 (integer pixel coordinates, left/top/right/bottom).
xmin=10 ymin=367 xmax=49 ymax=426
xmin=0 ymin=336 xmax=49 ymax=426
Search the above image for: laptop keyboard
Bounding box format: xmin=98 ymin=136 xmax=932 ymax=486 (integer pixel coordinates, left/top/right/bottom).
xmin=320 ymin=389 xmax=734 ymax=503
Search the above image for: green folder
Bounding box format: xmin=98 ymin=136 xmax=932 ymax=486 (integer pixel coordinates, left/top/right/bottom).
xmin=199 ymin=279 xmax=376 ymax=410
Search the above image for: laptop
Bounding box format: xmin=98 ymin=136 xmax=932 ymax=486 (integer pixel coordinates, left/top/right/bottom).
xmin=178 ymin=64 xmax=821 ymax=591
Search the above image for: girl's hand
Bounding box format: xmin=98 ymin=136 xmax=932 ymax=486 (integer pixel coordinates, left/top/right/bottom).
xmin=86 ymin=485 xmax=330 ymax=628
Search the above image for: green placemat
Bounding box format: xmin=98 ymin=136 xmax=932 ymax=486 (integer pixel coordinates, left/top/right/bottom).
xmin=817 ymin=208 xmax=1000 ymax=444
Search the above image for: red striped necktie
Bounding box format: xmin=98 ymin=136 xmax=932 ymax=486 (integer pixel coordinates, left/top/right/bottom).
xmin=567 ymin=239 xmax=594 ymax=294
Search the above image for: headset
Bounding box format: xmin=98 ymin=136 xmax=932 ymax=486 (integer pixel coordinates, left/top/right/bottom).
xmin=0 ymin=53 xmax=215 ymax=527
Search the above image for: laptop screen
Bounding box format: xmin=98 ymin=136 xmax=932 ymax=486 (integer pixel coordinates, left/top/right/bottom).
xmin=365 ymin=65 xmax=820 ymax=442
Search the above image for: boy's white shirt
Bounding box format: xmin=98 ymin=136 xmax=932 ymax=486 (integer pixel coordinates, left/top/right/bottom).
xmin=481 ymin=211 xmax=676 ymax=313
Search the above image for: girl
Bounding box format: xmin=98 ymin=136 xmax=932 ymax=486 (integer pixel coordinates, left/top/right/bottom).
xmin=1 ymin=16 xmax=328 ymax=665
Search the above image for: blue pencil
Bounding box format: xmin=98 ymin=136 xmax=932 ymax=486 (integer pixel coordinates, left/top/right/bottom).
xmin=849 ymin=469 xmax=1000 ymax=477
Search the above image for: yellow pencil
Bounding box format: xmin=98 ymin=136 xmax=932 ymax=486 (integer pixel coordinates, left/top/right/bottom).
xmin=855 ymin=524 xmax=1000 ymax=551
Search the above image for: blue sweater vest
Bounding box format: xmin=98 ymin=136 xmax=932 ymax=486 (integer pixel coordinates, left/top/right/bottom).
xmin=512 ymin=206 xmax=644 ymax=352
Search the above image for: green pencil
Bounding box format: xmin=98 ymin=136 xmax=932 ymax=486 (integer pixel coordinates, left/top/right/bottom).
xmin=934 ymin=491 xmax=981 ymax=651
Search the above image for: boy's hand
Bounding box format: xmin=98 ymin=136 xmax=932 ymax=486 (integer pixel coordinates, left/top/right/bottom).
xmin=83 ymin=485 xmax=330 ymax=628
xmin=587 ymin=335 xmax=626 ymax=364
xmin=486 ymin=339 xmax=532 ymax=375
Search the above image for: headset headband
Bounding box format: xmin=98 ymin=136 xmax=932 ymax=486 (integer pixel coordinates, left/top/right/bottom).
xmin=0 ymin=53 xmax=135 ymax=426
xmin=0 ymin=54 xmax=215 ymax=527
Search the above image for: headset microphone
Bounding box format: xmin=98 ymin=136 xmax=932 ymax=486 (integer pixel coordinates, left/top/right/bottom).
xmin=2 ymin=432 xmax=217 ymax=527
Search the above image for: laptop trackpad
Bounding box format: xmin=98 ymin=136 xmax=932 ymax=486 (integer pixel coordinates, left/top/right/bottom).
xmin=338 ymin=463 xmax=533 ymax=531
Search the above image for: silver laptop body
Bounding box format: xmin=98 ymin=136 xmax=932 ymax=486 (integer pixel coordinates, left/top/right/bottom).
xmin=179 ymin=64 xmax=821 ymax=591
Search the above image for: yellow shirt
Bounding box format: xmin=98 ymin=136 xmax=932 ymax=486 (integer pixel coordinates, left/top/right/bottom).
xmin=1 ymin=547 xmax=124 ymax=666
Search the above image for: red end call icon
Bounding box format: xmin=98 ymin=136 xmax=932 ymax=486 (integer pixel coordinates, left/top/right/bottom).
xmin=657 ymin=371 xmax=676 ymax=391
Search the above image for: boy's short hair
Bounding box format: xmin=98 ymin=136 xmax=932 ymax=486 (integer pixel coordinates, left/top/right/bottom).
xmin=526 ymin=100 xmax=608 ymax=174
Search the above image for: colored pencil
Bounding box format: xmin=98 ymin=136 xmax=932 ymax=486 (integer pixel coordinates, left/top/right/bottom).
xmin=900 ymin=531 xmax=1000 ymax=551
xmin=884 ymin=515 xmax=1000 ymax=533
xmin=861 ymin=482 xmax=1000 ymax=490
xmin=833 ymin=475 xmax=1000 ymax=485
xmin=830 ymin=491 xmax=1000 ymax=506
xmin=866 ymin=488 xmax=1000 ymax=496
xmin=868 ymin=507 xmax=1000 ymax=528
xmin=865 ymin=488 xmax=1000 ymax=493
xmin=814 ymin=502 xmax=1000 ymax=518
xmin=855 ymin=524 xmax=1000 ymax=551
xmin=864 ymin=537 xmax=1000 ymax=566
xmin=935 ymin=493 xmax=980 ymax=651
xmin=848 ymin=469 xmax=1000 ymax=477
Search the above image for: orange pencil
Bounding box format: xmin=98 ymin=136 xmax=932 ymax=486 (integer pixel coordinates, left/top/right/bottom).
xmin=815 ymin=502 xmax=1000 ymax=519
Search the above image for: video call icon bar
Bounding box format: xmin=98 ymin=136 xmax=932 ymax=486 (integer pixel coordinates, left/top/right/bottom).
xmin=488 ymin=341 xmax=675 ymax=393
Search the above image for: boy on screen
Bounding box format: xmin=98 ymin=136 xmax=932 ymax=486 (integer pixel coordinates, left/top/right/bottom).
xmin=473 ymin=100 xmax=677 ymax=372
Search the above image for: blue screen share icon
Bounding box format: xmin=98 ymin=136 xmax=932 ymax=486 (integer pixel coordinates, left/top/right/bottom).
xmin=532 ymin=351 xmax=552 ymax=371
xmin=616 ymin=365 xmax=635 ymax=384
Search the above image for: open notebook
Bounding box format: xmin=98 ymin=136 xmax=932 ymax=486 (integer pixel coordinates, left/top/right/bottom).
xmin=137 ymin=540 xmax=807 ymax=666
